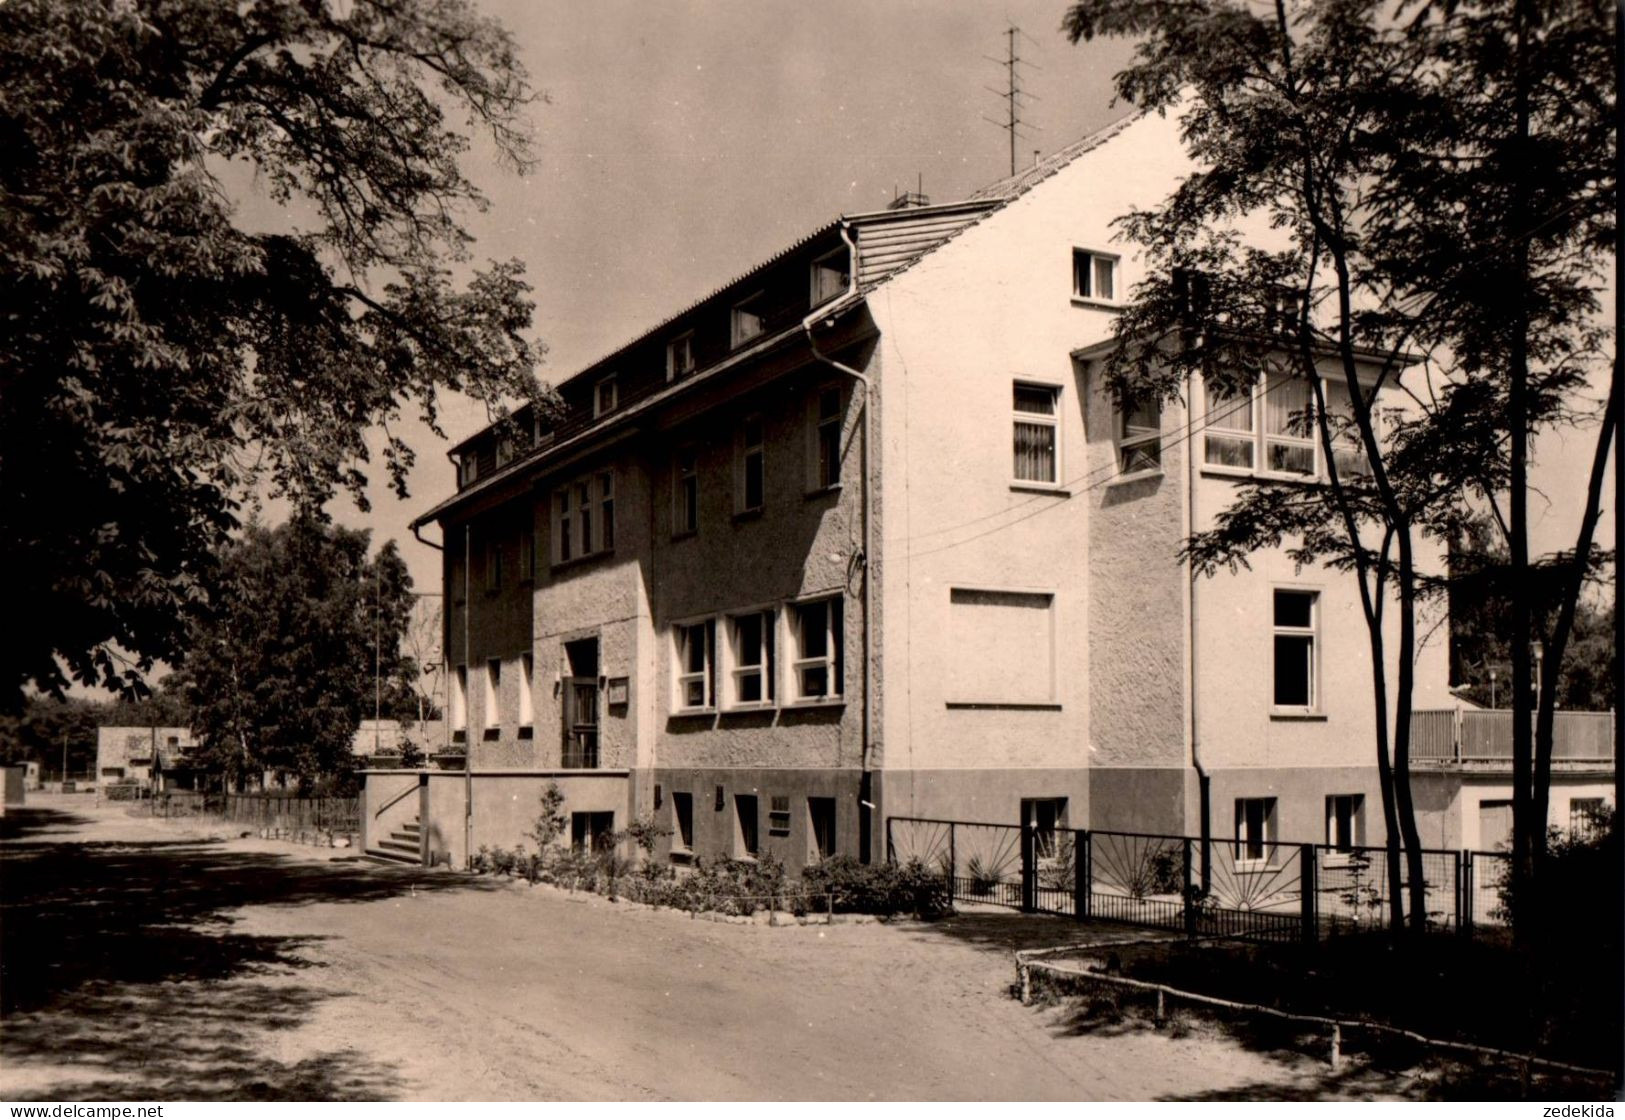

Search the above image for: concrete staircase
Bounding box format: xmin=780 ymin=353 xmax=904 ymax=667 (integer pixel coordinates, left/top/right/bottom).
xmin=364 ymin=816 xmax=423 ymax=867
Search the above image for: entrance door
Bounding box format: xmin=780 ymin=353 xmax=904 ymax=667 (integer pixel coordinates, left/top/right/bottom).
xmin=563 ymin=638 xmax=600 ymax=769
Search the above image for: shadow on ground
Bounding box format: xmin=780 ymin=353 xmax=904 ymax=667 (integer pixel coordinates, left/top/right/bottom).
xmin=893 ymin=908 xmax=1143 ymax=956
xmin=1 ymin=806 xmax=499 ymax=1101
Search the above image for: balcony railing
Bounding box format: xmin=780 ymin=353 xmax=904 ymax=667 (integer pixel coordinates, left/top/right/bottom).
xmin=1412 ymin=708 xmax=1615 ymax=763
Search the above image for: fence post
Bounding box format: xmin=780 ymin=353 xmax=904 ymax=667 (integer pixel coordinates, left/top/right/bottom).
xmin=1299 ymin=844 xmax=1317 ymax=945
xmin=1461 ymin=850 xmax=1475 ymax=937
xmin=1182 ymin=838 xmax=1195 ymax=935
xmin=1074 ymin=829 xmax=1091 ymax=922
xmin=946 ymin=822 xmax=956 ymax=906
xmin=1020 ymin=824 xmax=1036 ymax=913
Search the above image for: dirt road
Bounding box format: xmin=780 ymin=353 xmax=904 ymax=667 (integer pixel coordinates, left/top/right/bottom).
xmin=2 ymin=797 xmax=1356 ymax=1101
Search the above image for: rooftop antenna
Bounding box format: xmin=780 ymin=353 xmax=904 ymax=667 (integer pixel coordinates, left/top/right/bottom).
xmin=982 ymin=25 xmax=1042 ymax=176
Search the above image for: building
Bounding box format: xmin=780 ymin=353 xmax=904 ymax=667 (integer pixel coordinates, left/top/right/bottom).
xmin=374 ymin=110 xmax=1486 ymax=872
xmin=94 ymin=726 xmax=202 ymax=793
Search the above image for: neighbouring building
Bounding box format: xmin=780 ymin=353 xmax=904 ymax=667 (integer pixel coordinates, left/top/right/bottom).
xmin=94 ymin=726 xmax=202 ymax=793
xmin=371 ymin=110 xmax=1590 ymax=874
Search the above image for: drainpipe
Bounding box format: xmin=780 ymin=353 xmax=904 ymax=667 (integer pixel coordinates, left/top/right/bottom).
xmin=463 ymin=523 xmax=473 ymax=868
xmin=801 ymin=222 xmax=876 ymax=862
xmin=1186 ymin=381 xmax=1212 ymax=891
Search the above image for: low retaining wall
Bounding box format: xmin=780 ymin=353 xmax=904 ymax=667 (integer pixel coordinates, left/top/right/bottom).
xmin=360 ymin=769 xmax=632 ymax=869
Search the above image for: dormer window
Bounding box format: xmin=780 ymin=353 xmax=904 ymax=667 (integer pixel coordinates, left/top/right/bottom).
xmin=810 ymin=248 xmax=851 ymax=306
xmin=667 ymin=332 xmax=696 ymax=381
xmin=495 ymin=438 xmax=515 ymax=468
xmin=458 ymin=455 xmax=477 ymax=486
xmin=594 ymin=374 xmax=618 ymax=418
xmin=731 ymin=292 xmax=767 ymax=347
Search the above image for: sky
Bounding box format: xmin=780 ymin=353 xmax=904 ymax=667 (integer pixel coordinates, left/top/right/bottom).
xmin=245 ymin=0 xmax=1612 ymax=597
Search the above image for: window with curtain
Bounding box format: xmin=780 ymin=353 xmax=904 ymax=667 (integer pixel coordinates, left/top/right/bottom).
xmin=1013 ymin=382 xmax=1059 ymax=484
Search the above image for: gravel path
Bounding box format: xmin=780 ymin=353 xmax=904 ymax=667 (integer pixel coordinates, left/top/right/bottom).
xmin=2 ymin=795 xmax=1357 ymax=1101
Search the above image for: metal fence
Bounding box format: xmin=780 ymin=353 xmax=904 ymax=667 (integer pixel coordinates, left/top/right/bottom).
xmin=887 ymin=816 xmax=1470 ymax=942
xmin=154 ymin=791 xmax=360 ymax=846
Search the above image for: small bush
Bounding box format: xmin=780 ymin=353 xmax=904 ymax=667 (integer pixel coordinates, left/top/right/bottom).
xmin=802 ymin=856 xmax=950 ymax=918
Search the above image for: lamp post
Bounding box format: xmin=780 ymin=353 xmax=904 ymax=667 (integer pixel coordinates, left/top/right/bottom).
xmin=1490 ymin=667 xmax=1498 ymax=710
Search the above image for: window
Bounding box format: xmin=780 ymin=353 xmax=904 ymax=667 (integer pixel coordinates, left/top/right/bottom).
xmin=553 ymin=472 xmax=614 ymax=564
xmin=739 ymin=416 xmax=765 ymax=513
xmin=672 ymin=792 xmax=694 ymax=852
xmin=1118 ymin=395 xmax=1161 ymax=475
xmin=769 ymin=795 xmax=791 ymax=837
xmin=1264 ymin=375 xmax=1315 ymax=475
xmin=598 ymin=472 xmax=615 ymax=552
xmin=1072 ymin=249 xmax=1118 ymax=302
xmin=808 ymin=798 xmax=837 ymax=861
xmin=484 ymin=532 xmax=501 ymax=592
xmin=666 ymin=332 xmax=695 ymax=381
xmin=735 ymin=794 xmax=759 ymax=857
xmin=1023 ymin=798 xmax=1068 ymax=859
xmin=1234 ymin=797 xmax=1278 ymax=865
xmin=554 ymin=487 xmax=573 ymax=563
xmin=1203 ymin=379 xmax=1256 ymax=470
xmin=484 ymin=659 xmax=501 ymax=731
xmin=451 ymin=665 xmax=468 ymax=735
xmin=731 ymin=292 xmax=766 ymax=346
xmin=1325 ymin=794 xmax=1365 ymax=852
xmin=723 ymin=609 xmax=775 ymax=709
xmin=811 ymin=248 xmax=851 ymax=305
xmin=813 ymin=387 xmax=842 ymax=489
xmin=458 ymin=455 xmax=476 ymax=486
xmin=1273 ymin=589 xmax=1318 ymax=710
xmin=1013 ymin=382 xmax=1060 ymax=485
xmin=594 ymin=374 xmax=618 ymax=418
xmin=1570 ymin=798 xmax=1607 ymax=840
xmin=496 ymin=437 xmax=515 ymax=468
xmin=674 ymin=619 xmax=715 ymax=711
xmin=571 ymin=811 xmax=616 ymax=853
xmin=518 ymin=653 xmax=534 ymax=728
xmin=1321 ymin=379 xmax=1371 ymax=479
xmin=947 ymin=589 xmax=1056 ymax=705
xmin=674 ymin=448 xmax=699 ymax=536
xmin=787 ymin=596 xmax=843 ymax=702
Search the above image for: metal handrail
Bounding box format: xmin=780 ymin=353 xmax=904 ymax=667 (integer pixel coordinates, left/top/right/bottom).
xmin=372 ymin=779 xmax=420 ymax=820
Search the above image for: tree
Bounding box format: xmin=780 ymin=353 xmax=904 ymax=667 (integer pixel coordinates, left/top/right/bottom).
xmin=0 ymin=0 xmax=553 ymax=705
xmin=1063 ymin=0 xmax=1614 ymax=930
xmin=173 ymin=517 xmax=417 ymax=790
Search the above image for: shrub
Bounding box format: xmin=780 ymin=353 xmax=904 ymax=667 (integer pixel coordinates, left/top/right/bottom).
xmin=802 ymin=856 xmax=950 ymax=918
xmin=965 ymin=854 xmax=1002 ymax=897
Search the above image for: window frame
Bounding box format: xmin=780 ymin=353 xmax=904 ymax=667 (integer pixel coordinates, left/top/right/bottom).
xmin=730 ymin=291 xmax=767 ymax=348
xmin=810 ymin=247 xmax=851 ymax=307
xmin=458 ymin=454 xmax=477 ymax=487
xmin=808 ymin=797 xmax=837 ymax=862
xmin=594 ymin=373 xmax=618 ymax=419
xmin=1071 ymin=248 xmax=1120 ymax=305
xmin=518 ymin=653 xmax=534 ymax=729
xmin=768 ymin=794 xmax=791 ymax=838
xmin=551 ymin=470 xmax=616 ymax=566
xmin=451 ymin=664 xmax=468 ymax=735
xmin=1012 ymin=380 xmax=1062 ymax=489
xmin=784 ymin=594 xmax=844 ymax=705
xmin=1271 ymin=587 xmax=1320 ymax=715
xmin=737 ymin=414 xmax=765 ymax=515
xmin=666 ymin=332 xmax=696 ymax=381
xmin=734 ymin=793 xmax=760 ymax=858
xmin=1116 ymin=394 xmax=1162 ymax=478
xmin=1234 ymin=797 xmax=1278 ymax=869
xmin=673 ymin=446 xmax=699 ymax=537
xmin=671 ymin=791 xmax=695 ymax=854
xmin=809 ymin=385 xmax=843 ymax=492
xmin=483 ymin=658 xmax=502 ymax=732
xmin=721 ymin=606 xmax=776 ymax=711
xmin=672 ymin=616 xmax=716 ymax=714
xmin=1325 ymin=794 xmax=1365 ymax=853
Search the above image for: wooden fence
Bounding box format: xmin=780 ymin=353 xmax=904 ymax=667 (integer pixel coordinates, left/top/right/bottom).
xmin=153 ymin=791 xmax=360 ymax=848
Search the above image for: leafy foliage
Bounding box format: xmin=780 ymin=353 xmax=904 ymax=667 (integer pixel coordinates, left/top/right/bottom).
xmin=172 ymin=517 xmax=418 ymax=789
xmin=0 ymin=0 xmax=553 ymax=703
